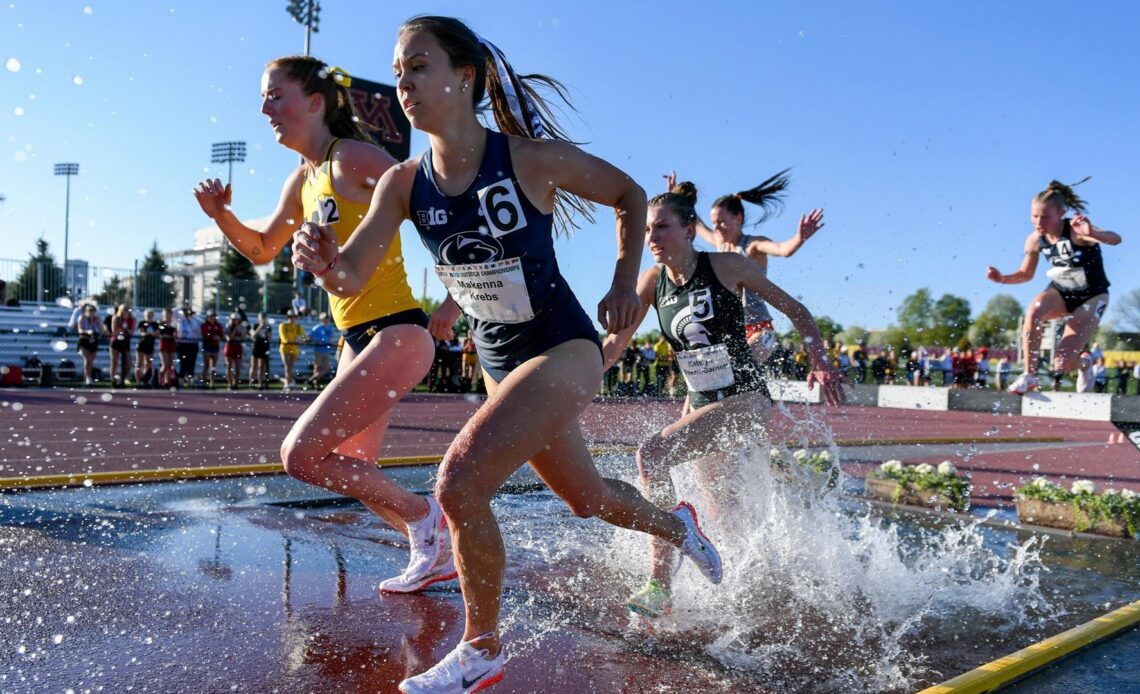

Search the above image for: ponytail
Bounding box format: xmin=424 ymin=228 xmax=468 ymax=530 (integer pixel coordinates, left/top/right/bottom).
xmin=1034 ymin=177 xmax=1090 ymax=214
xmin=400 ymin=15 xmax=595 ymax=235
xmin=266 ymin=56 xmax=372 ymax=142
xmin=711 ymin=168 xmax=791 ymax=227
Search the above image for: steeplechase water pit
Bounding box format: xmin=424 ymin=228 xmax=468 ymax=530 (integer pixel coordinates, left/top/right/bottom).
xmin=1 ymin=389 xmax=1137 ymax=692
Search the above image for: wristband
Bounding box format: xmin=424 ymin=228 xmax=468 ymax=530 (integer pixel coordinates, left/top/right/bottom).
xmin=315 ymin=251 xmax=340 ymax=277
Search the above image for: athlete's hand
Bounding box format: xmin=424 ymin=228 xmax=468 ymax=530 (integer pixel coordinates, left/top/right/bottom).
xmin=807 ymin=364 xmax=846 ymax=406
xmin=598 ymin=283 xmax=640 ymax=333
xmin=985 ymin=266 xmax=1003 ymax=283
xmin=428 ymin=298 xmax=462 ymax=341
xmin=291 ymin=222 xmax=338 ymax=274
xmin=797 ymin=208 xmax=825 ymax=240
xmin=663 ymin=170 xmax=677 ymax=192
xmin=1071 ymin=214 xmax=1096 ymax=242
xmin=192 ymin=178 xmax=232 ymax=220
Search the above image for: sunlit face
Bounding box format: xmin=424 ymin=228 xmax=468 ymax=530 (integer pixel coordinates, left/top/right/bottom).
xmin=645 ymin=205 xmax=695 ymax=266
xmin=393 ymin=30 xmax=473 ymax=132
xmin=260 ymin=66 xmax=318 ymax=147
xmin=710 ymin=205 xmax=743 ymax=241
xmin=1030 ymin=200 xmax=1064 ymax=236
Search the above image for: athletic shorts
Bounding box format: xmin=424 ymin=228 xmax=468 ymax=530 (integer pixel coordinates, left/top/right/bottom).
xmin=342 ymin=308 xmax=429 ymax=354
xmin=224 ymin=342 xmax=243 ymax=359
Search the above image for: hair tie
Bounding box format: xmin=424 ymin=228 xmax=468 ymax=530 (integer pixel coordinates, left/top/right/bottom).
xmin=472 ymin=32 xmax=546 ymax=138
xmin=325 ymin=65 xmax=352 ymax=89
xmin=733 ymin=193 xmax=743 ymax=200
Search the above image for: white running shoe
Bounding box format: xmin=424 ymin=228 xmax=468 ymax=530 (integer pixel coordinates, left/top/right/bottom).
xmin=399 ymin=638 xmax=505 ymax=694
xmin=1007 ymin=373 xmax=1038 ymax=395
xmin=405 ymin=496 xmax=448 ymax=580
xmin=673 ymin=501 xmax=722 ymax=584
xmin=379 ymin=551 xmax=457 ymax=594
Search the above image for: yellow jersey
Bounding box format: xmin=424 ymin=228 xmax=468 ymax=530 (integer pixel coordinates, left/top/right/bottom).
xmin=301 ymin=139 xmax=420 ymax=329
xmin=278 ymin=321 xmax=305 ymax=353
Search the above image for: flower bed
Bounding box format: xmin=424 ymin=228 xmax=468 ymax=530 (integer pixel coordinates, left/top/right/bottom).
xmin=1015 ymin=477 xmax=1139 ymax=539
xmin=866 ymin=460 xmax=970 ymax=512
xmin=769 ymin=447 xmax=840 ymax=492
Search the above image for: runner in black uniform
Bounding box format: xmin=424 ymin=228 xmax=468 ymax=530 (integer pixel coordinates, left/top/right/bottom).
xmin=986 ymin=179 xmax=1121 ymax=394
xmin=291 ymin=17 xmax=724 ymax=694
xmin=603 ymin=185 xmax=843 ymax=618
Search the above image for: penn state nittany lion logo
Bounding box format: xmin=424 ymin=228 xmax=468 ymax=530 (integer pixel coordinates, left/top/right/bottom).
xmin=439 ymin=231 xmax=505 ymax=265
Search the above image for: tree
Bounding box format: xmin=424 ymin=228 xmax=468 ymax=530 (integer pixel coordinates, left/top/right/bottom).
xmin=930 ymin=293 xmax=972 ymax=347
xmin=969 ymin=294 xmax=1022 ymax=348
xmin=897 ymin=288 xmax=933 ymax=345
xmin=814 ymin=316 xmax=844 ymax=344
xmin=880 ymin=325 xmax=913 ymax=359
xmin=837 ymin=325 xmax=869 ymax=345
xmin=136 ymin=243 xmax=177 ymax=309
xmin=95 ymin=275 xmax=130 ymax=307
xmin=12 ymin=238 xmax=64 ymax=302
xmin=1113 ymin=287 xmax=1140 ymax=333
xmin=213 ymin=243 xmax=261 ymax=314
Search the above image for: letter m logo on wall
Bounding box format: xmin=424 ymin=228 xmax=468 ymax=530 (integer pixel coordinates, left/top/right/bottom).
xmin=347 ymin=77 xmax=412 ymax=161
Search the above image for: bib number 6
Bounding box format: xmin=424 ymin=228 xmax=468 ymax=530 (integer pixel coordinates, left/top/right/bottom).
xmin=477 ymin=178 xmax=527 ymax=237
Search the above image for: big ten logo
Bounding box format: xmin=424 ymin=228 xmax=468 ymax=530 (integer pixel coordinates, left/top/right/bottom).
xmin=311 ymin=196 xmax=340 ymax=225
xmin=477 ymin=179 xmax=527 ymax=237
xmin=688 ymin=288 xmax=714 ymax=322
xmin=416 ymin=208 xmax=448 ymax=227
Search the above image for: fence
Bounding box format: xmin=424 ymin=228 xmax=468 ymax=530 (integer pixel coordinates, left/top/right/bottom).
xmin=0 ymin=258 xmax=329 ymax=316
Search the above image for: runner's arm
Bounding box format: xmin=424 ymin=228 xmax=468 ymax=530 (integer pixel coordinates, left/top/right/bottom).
xmin=601 ymin=266 xmax=658 ymax=370
xmin=986 ymin=232 xmax=1039 ymax=284
xmin=193 ymin=168 xmax=306 ymax=265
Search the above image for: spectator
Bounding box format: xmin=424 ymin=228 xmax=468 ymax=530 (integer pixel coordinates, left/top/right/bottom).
xmin=460 ymin=332 xmax=481 ymax=393
xmin=997 ymin=355 xmax=1013 ymax=392
xmin=1076 ymin=351 xmax=1094 ymax=393
xmin=975 ymin=347 xmax=990 ymax=389
xmin=223 ymin=312 xmax=247 ymax=390
xmin=175 ymin=306 xmax=202 ymax=388
xmin=1116 ymin=360 xmax=1130 ymax=395
xmin=1133 ymin=362 xmax=1140 ymax=396
xmin=621 ymin=343 xmax=640 ymax=395
xmin=853 ymin=343 xmax=868 ymax=384
xmin=883 ymin=350 xmax=897 ymax=384
xmin=838 ymin=349 xmax=851 ymax=382
xmin=446 ymin=337 xmax=463 ymax=392
xmin=75 ymin=303 xmax=106 ymax=386
xmin=157 ymin=307 xmax=178 ymax=387
xmin=67 ymin=296 xmax=96 ymax=334
xmin=905 ymin=351 xmax=921 ymax=386
xmin=135 ymin=309 xmax=157 ymax=387
xmin=870 ymin=352 xmax=887 ymax=384
xmin=1092 ymin=357 xmax=1108 ymax=393
xmin=249 ymin=312 xmax=271 ymax=390
xmin=638 ymin=339 xmax=655 ymax=394
xmin=653 ymin=334 xmax=675 ymax=397
xmin=307 ymin=312 xmax=336 ymax=388
xmin=278 ymin=310 xmax=304 ymax=392
xmin=794 ymin=344 xmax=811 ymax=381
xmin=0 ymin=279 xmax=18 ymax=306
xmin=940 ymin=349 xmax=954 ymax=387
xmin=291 ymin=291 xmax=308 ymax=317
xmin=200 ymin=309 xmax=224 ymax=389
xmin=109 ymin=304 xmax=136 ymax=387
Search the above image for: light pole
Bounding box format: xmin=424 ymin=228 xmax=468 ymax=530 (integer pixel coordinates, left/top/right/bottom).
xmin=54 ymin=163 xmax=79 ymax=297
xmin=286 ymin=0 xmax=320 ymax=55
xmin=210 ymin=141 xmax=246 ymax=187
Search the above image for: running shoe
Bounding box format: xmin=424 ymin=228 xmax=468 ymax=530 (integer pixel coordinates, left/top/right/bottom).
xmin=673 ymin=501 xmax=723 ymax=584
xmin=1007 ymin=373 xmax=1038 ymax=395
xmin=406 ymin=496 xmax=448 ymax=579
xmin=379 ymin=551 xmax=457 ymax=594
xmin=627 ymin=579 xmax=672 ymax=618
xmin=399 ymin=639 xmax=505 ymax=694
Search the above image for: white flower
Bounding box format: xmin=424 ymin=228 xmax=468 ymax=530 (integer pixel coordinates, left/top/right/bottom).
xmin=769 ymin=447 xmax=784 ymax=460
xmin=1032 ymin=477 xmax=1056 ymax=489
xmin=915 ymin=463 xmax=935 ymax=476
xmin=881 ymin=460 xmax=903 ymax=474
xmin=793 ymin=449 xmax=809 ymax=462
xmin=815 ymin=450 xmax=832 ymax=463
xmin=1120 ymin=488 xmax=1136 ymax=500
xmin=937 ymin=461 xmax=957 ymax=476
xmin=1104 ymin=488 xmax=1120 ymax=496
xmin=1071 ymin=479 xmax=1096 ymax=495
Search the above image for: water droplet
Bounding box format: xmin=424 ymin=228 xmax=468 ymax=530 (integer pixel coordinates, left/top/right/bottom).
xmin=176 ymin=416 xmax=188 ymax=425
xmin=5 ymin=58 xmax=20 ymax=72
xmin=444 ymin=86 xmax=452 ymax=93
xmin=72 ymin=75 xmax=84 ymax=86
xmin=11 ymin=402 xmax=22 ymax=412
xmin=13 ymin=106 xmax=24 ymax=116
xmin=75 ymin=395 xmax=87 ymax=405
xmin=82 ymin=479 xmax=93 ymax=488
xmin=387 ymin=390 xmax=397 ymax=398
xmin=100 ymin=392 xmax=112 ymax=402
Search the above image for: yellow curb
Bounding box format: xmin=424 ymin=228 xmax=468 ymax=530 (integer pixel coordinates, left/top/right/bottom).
xmin=830 ymin=436 xmax=1063 ymax=447
xmin=918 ymin=600 xmax=1140 ymax=693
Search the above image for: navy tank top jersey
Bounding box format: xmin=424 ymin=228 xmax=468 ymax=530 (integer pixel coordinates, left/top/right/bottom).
xmin=1038 ymin=219 xmax=1110 ymax=300
xmin=655 ymin=252 xmax=769 ymax=409
xmin=409 ymin=129 xmax=600 ymax=379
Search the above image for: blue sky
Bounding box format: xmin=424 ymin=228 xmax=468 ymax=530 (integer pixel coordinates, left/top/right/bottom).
xmin=2 ymin=1 xmax=1137 ymax=334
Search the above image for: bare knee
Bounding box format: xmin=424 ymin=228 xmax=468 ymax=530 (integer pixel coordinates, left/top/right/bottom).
xmin=434 ymin=454 xmax=493 ymax=521
xmin=280 ymin=434 xmax=323 ymax=484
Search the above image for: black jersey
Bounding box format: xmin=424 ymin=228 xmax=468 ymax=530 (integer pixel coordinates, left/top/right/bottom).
xmin=655 ymin=252 xmax=768 ymax=408
xmin=1039 ymin=219 xmax=1110 ymax=300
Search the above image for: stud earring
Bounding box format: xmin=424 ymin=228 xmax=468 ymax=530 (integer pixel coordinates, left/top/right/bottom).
xmin=461 ymin=83 xmax=468 ymax=93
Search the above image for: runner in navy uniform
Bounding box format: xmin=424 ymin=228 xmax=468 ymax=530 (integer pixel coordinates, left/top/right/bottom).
xmin=603 ymin=185 xmax=843 ymax=618
xmin=291 ymin=16 xmax=724 ymax=694
xmin=986 ymin=179 xmax=1121 ymax=394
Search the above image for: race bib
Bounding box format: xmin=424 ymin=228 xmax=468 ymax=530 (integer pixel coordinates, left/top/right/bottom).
xmin=436 ymin=258 xmax=535 ymax=324
xmin=1046 ymin=265 xmax=1088 ymax=291
xmin=675 ymin=343 xmax=736 ymax=392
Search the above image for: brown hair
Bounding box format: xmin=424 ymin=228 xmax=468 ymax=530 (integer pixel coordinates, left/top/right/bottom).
xmin=398 ymin=15 xmax=594 ymax=234
xmin=1034 ymin=177 xmax=1090 ymax=214
xmin=711 ymin=168 xmax=791 ymax=227
xmin=266 ymin=55 xmax=371 ymax=142
xmin=649 ymin=181 xmax=700 ymax=226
